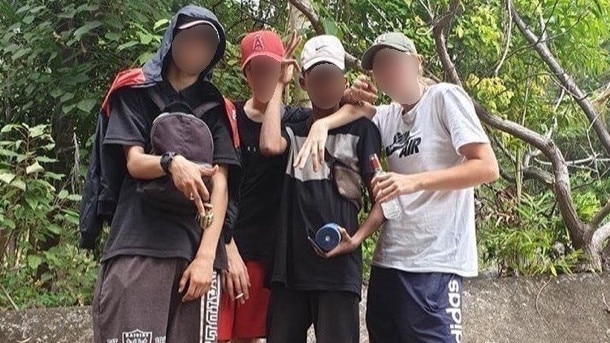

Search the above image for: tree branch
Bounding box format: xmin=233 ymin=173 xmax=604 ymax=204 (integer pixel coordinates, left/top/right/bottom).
xmin=431 ymin=0 xmax=461 ymax=29
xmin=491 ymin=134 xmax=517 ymax=165
xmin=494 ymin=0 xmax=513 ymax=75
xmin=592 ymin=200 xmax=610 ymax=228
xmin=287 ymin=0 xmax=364 ymax=72
xmin=492 ymin=132 xmax=554 ymax=187
xmin=591 ymin=222 xmax=610 ymax=255
xmin=509 ymin=1 xmax=610 ymax=157
xmin=287 ymin=0 xmax=323 ymax=34
xmin=500 ymin=165 xmax=555 ymax=187
xmin=534 ymin=155 xmax=610 ymax=167
xmin=431 ymin=0 xmax=462 ymax=84
xmin=470 ymin=102 xmax=586 ymax=240
xmin=593 ymin=82 xmax=610 ymax=107
xmin=429 ymin=1 xmax=586 ymax=244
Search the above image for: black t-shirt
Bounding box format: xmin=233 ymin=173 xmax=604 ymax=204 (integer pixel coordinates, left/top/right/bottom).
xmin=101 ymin=80 xmax=240 ymax=263
xmin=233 ymin=103 xmax=310 ymax=263
xmin=271 ymin=116 xmax=382 ymax=295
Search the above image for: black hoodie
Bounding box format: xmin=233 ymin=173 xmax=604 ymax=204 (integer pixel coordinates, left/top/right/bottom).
xmin=79 ymin=6 xmax=240 ymax=269
xmin=141 ymin=5 xmax=226 ymax=84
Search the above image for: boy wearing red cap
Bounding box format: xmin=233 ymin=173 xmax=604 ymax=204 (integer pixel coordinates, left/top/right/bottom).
xmin=218 ymin=30 xmax=306 ymax=343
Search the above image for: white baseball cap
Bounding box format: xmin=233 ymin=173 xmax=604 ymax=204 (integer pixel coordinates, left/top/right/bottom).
xmin=300 ymin=35 xmax=346 ymax=71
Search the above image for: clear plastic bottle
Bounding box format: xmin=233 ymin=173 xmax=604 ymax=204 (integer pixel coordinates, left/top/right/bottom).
xmin=369 ymin=154 xmax=402 ymax=220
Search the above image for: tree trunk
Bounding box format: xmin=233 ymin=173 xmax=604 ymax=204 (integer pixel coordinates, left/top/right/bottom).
xmin=51 ymin=114 xmax=76 ymax=181
xmin=582 ymin=244 xmax=603 ymax=272
xmin=287 ymin=0 xmax=312 ymax=107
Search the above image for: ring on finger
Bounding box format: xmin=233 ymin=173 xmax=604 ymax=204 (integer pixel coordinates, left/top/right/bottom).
xmin=189 ymin=193 xmax=195 ymax=201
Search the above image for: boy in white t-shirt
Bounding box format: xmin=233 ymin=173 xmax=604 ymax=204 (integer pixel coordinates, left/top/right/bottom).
xmin=294 ymin=32 xmax=499 ymax=343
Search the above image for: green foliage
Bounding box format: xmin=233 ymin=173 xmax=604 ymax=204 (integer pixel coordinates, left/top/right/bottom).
xmin=358 ymin=206 xmax=377 ymax=282
xmin=0 ymin=0 xmax=290 ymax=309
xmin=0 ymin=0 xmax=609 ymax=309
xmin=310 ymin=0 xmax=433 ymax=65
xmin=520 ymin=0 xmax=610 ymax=80
xmin=319 ymin=0 xmax=610 ymax=275
xmin=0 ymin=0 xmax=171 ymax=138
xmin=573 ymin=191 xmax=601 ymax=223
xmin=453 ymin=2 xmax=503 ymax=72
xmin=361 ymin=231 xmax=378 ymax=283
xmin=2 ymin=244 xmax=98 ymax=309
xmin=478 ymin=188 xmax=582 ymax=277
xmin=0 ymin=123 xmax=97 ymax=309
xmin=465 ymin=74 xmax=515 ymax=113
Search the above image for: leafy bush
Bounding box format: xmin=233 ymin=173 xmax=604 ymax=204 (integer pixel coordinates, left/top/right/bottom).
xmin=478 ymin=188 xmax=582 ymax=277
xmin=361 ymin=231 xmax=379 ymax=283
xmin=0 ymin=123 xmax=97 ymax=310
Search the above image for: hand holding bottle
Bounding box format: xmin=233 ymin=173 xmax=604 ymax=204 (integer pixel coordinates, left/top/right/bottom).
xmin=370 ymin=154 xmax=403 ymax=220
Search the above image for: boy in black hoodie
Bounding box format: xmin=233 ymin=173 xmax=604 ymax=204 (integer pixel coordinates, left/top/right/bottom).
xmin=90 ymin=6 xmax=240 ymax=343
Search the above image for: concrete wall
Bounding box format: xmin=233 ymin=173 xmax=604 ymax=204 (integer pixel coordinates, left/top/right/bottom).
xmin=1 ymin=273 xmax=609 ymax=343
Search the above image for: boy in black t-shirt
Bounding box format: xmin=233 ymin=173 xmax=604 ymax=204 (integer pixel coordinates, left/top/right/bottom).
xmin=260 ymin=35 xmax=383 ymax=343
xmin=89 ymin=6 xmax=240 ymax=343
xmin=218 ymin=30 xmax=306 ymax=343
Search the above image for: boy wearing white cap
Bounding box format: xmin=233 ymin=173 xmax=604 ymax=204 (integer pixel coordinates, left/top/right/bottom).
xmin=292 ymin=32 xmax=499 ymax=343
xmin=259 ymin=35 xmax=383 ymax=343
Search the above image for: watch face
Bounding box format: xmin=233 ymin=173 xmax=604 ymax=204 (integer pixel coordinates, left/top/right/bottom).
xmin=161 ymin=152 xmax=175 ymax=174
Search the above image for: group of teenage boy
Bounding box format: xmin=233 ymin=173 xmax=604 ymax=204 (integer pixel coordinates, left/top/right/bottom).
xmin=82 ymin=4 xmax=499 ymax=343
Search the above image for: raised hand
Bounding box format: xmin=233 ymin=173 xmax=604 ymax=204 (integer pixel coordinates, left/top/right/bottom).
xmin=284 ymin=30 xmax=301 ymax=59
xmin=280 ymin=31 xmax=302 ymax=85
xmin=344 ymin=74 xmax=378 ymax=104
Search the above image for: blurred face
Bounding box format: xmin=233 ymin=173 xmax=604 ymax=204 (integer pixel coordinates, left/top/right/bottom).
xmin=372 ymin=48 xmax=422 ymax=104
xmin=244 ymin=56 xmax=282 ymax=103
xmin=171 ymin=24 xmax=219 ymax=76
xmin=301 ymin=63 xmax=346 ymax=110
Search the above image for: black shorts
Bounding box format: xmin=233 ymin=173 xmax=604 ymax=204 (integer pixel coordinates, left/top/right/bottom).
xmin=92 ymin=255 xmax=221 ymax=343
xmin=366 ymin=266 xmax=464 ymax=343
xmin=266 ymin=283 xmax=360 ymax=343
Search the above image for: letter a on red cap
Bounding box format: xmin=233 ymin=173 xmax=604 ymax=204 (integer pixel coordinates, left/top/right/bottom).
xmin=253 ymin=34 xmax=264 ymax=51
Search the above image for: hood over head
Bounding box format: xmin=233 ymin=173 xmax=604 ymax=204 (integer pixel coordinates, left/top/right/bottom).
xmin=142 ymin=5 xmax=226 ymax=83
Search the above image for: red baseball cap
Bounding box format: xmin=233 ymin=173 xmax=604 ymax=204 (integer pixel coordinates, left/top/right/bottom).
xmin=240 ymin=30 xmax=285 ymax=70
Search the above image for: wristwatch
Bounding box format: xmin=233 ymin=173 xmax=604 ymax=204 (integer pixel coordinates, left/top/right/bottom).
xmin=160 ymin=152 xmax=177 ymax=175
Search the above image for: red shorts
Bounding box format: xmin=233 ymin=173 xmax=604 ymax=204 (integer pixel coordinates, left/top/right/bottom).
xmin=218 ymin=260 xmax=270 ymax=340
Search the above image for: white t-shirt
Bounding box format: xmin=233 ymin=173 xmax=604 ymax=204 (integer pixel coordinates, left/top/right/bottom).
xmin=371 ymin=83 xmax=490 ymax=277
